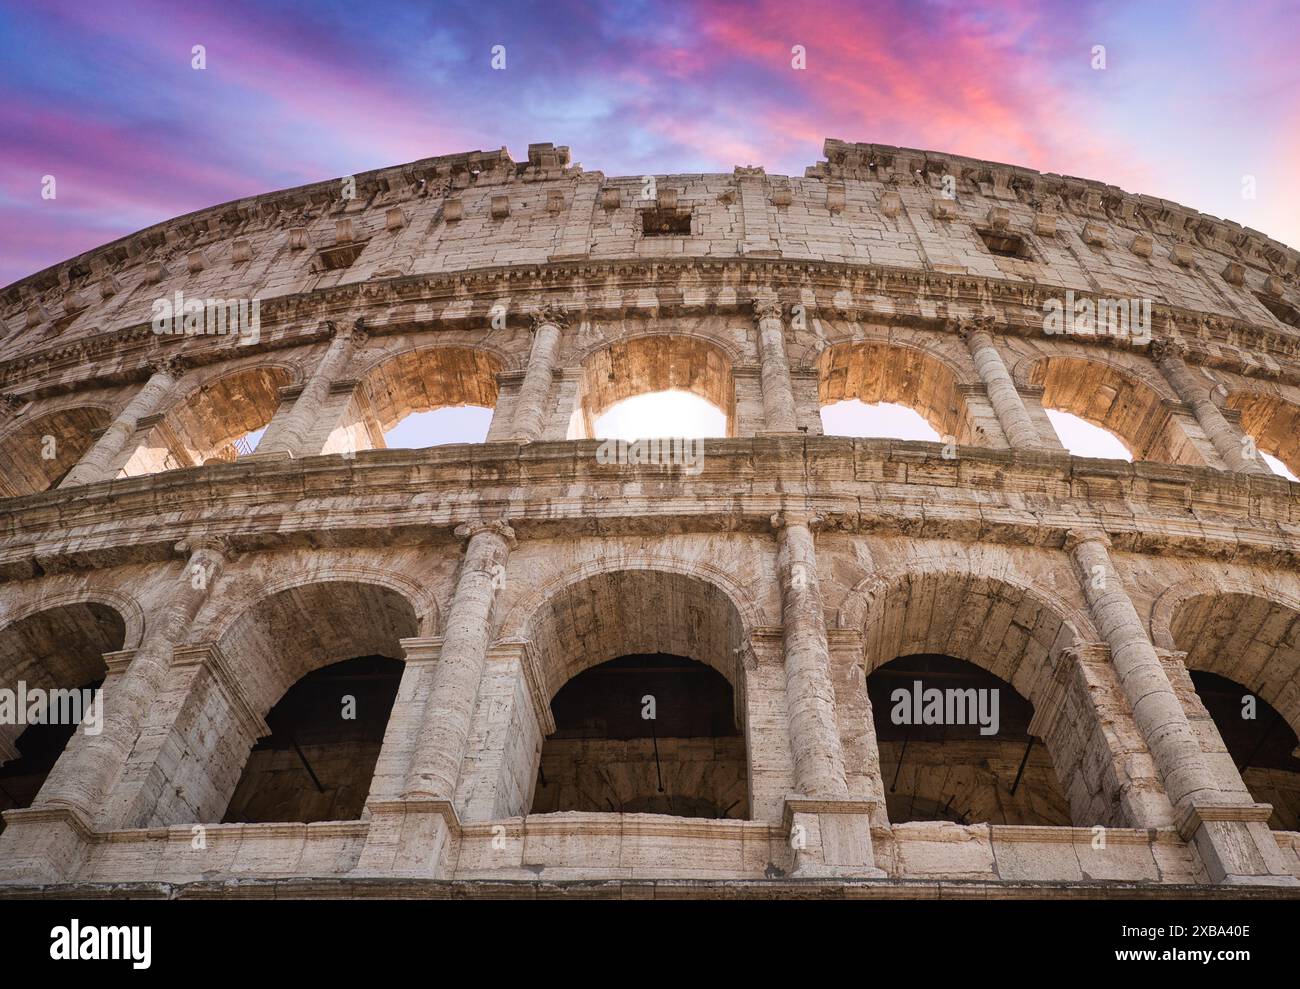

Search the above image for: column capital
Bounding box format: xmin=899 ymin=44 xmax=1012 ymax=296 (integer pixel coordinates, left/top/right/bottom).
xmin=101 ymin=647 xmax=138 ymax=677
xmin=1064 ymin=527 xmax=1111 ymax=553
xmin=454 ymin=518 xmax=517 ymax=547
xmin=399 ymin=636 xmax=445 ymax=664
xmin=770 ymin=510 xmax=823 ymax=532
xmin=1150 ymin=336 xmax=1189 ymax=362
xmin=530 ymin=305 xmax=569 ymax=332
xmin=145 ymin=354 xmax=187 ymax=378
xmin=948 ymin=314 xmax=997 ymax=342
xmin=173 ymin=534 xmax=238 ymax=562
xmin=322 ymin=317 xmax=369 ymax=344
xmin=752 ymin=298 xmax=783 ymax=325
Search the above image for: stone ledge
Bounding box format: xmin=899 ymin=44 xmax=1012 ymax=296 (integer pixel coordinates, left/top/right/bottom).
xmin=0 ymin=437 xmax=1296 ymax=582
xmin=2 ymin=876 xmax=1297 ymax=900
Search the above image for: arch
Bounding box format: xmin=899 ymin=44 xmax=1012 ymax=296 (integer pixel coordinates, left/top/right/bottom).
xmin=518 ymin=566 xmax=752 ymax=821
xmin=1161 ymin=588 xmax=1300 ymax=744
xmin=499 ymin=554 xmax=768 ymax=650
xmin=850 ymin=567 xmax=1094 ymax=706
xmin=817 ymin=340 xmax=981 ymax=444
xmin=0 ymin=586 xmax=145 ymax=651
xmin=520 ymin=567 xmax=749 ymax=702
xmin=214 ymin=578 xmax=422 ymax=716
xmin=0 ymin=600 xmax=125 ymax=692
xmin=121 ymin=364 xmax=294 ymax=475
xmin=0 ymin=405 xmax=113 ymax=496
xmin=572 ymin=327 xmax=747 ymax=369
xmin=1149 ymin=576 xmax=1300 ymax=653
xmin=1224 ymin=391 xmax=1300 ymax=479
xmin=571 ymin=335 xmax=735 ymax=439
xmin=838 ymin=557 xmax=1099 ymax=647
xmin=0 ymin=599 xmax=125 ymax=816
xmin=197 ymin=564 xmax=440 ymax=643
xmin=351 ymin=338 xmax=517 ymax=381
xmin=1025 ymin=355 xmax=1205 ymax=466
xmin=352 ymin=344 xmax=504 ymax=436
xmin=143 ymin=578 xmax=422 ymax=827
xmin=843 ymin=563 xmax=1127 ymax=826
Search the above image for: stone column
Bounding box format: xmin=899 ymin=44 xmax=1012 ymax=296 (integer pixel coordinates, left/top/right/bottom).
xmin=511 ymin=306 xmax=566 ymax=442
xmin=60 ymin=356 xmax=183 ymax=487
xmin=33 ymin=537 xmax=231 ymax=827
xmin=754 ymin=300 xmax=799 ymax=433
xmin=1152 ymin=338 xmax=1269 ymax=474
xmin=1068 ymin=529 xmax=1213 ymax=809
xmin=953 ymin=317 xmax=1042 ymax=450
xmin=772 ymin=516 xmax=883 ymax=877
xmin=402 ymin=520 xmax=516 ymax=802
xmin=255 ymin=320 xmax=365 ymax=457
xmin=771 ymin=512 xmax=848 ymax=798
xmin=1067 ymin=527 xmax=1295 ymax=884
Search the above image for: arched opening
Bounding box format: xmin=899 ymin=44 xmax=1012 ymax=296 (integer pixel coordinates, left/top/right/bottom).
xmin=868 ymin=654 xmax=1069 ymax=826
xmin=860 ymin=570 xmax=1117 ymax=826
xmin=140 ymin=580 xmax=422 ymax=828
xmin=345 ymin=346 xmax=500 ymax=453
xmin=1225 ymin=392 xmax=1300 ymax=481
xmin=1030 ymin=356 xmax=1204 ymax=466
xmin=120 ymin=366 xmax=292 ymax=476
xmin=221 ymin=655 xmax=403 ymax=824
xmin=531 ymin=654 xmax=746 ymax=818
xmin=821 ymin=400 xmax=942 ymax=442
xmin=1169 ymin=591 xmax=1300 ymax=831
xmin=523 ymin=569 xmax=749 ymax=820
xmin=0 ymin=601 xmax=124 ymax=830
xmin=593 ymin=390 xmax=726 ymax=440
xmin=1045 ymin=409 xmax=1132 ymax=460
xmin=0 ymin=407 xmax=112 ymax=496
xmin=1187 ymin=670 xmax=1300 ymax=831
xmin=570 ymin=336 xmax=735 ymax=439
xmin=818 ymin=342 xmax=979 ymax=445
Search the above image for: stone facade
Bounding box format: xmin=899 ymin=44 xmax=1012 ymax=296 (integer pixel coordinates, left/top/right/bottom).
xmin=1 ymin=140 xmax=1300 ymax=897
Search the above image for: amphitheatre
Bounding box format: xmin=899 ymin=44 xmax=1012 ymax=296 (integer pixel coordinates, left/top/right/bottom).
xmin=0 ymin=138 xmax=1299 ymax=898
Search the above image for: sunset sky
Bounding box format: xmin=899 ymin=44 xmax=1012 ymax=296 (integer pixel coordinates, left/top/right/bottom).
xmin=2 ymin=0 xmax=1297 ymax=464
xmin=3 ymin=0 xmax=1297 ymax=286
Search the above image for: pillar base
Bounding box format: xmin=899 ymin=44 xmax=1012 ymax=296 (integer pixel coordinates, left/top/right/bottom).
xmin=784 ymin=796 xmax=886 ymax=879
xmin=351 ymin=799 xmax=459 ymax=880
xmin=0 ymin=806 xmax=94 ymax=884
xmin=1177 ymin=800 xmax=1300 ymax=886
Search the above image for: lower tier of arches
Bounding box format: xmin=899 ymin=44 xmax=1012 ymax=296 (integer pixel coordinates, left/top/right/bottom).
xmin=1 ymin=534 xmax=1299 ymax=888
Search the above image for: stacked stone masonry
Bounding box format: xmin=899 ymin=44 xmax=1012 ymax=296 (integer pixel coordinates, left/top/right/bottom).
xmin=1 ymin=139 xmax=1300 ymax=896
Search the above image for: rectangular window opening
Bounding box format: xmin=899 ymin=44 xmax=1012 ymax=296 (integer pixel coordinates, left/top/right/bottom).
xmin=1256 ymin=293 xmax=1300 ymax=328
xmin=976 ymin=228 xmax=1033 ymax=260
xmin=641 ymin=208 xmax=693 ymax=237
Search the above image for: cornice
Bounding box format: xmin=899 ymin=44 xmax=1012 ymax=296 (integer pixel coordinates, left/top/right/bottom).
xmin=3 ymin=256 xmax=1299 ymax=396
xmin=0 ymin=437 xmax=1295 ymax=582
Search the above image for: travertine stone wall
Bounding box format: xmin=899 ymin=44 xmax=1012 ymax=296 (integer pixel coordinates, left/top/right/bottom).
xmin=2 ymin=140 xmax=1300 ymax=896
